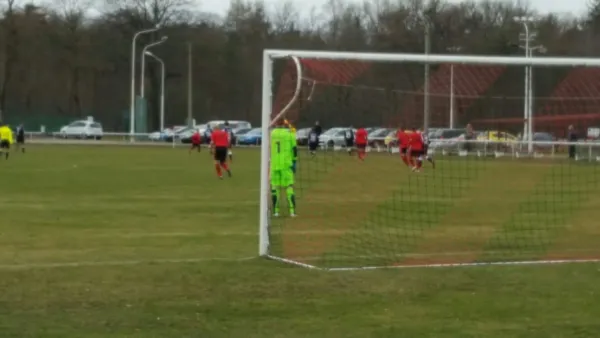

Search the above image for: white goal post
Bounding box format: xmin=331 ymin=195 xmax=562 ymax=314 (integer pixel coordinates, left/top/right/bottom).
xmin=258 ymin=49 xmax=600 ymax=266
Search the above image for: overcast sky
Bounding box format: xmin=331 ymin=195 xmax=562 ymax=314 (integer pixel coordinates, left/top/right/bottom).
xmin=201 ymin=0 xmax=587 ymax=16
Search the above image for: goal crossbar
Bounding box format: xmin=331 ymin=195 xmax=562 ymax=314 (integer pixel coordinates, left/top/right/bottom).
xmin=264 ymin=49 xmax=600 ymax=67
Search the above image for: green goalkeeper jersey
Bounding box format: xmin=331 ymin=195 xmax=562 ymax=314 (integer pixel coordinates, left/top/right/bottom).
xmin=271 ymin=127 xmax=295 ymax=171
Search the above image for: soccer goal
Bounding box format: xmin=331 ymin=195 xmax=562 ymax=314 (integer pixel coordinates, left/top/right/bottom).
xmin=259 ymin=49 xmax=600 ymax=270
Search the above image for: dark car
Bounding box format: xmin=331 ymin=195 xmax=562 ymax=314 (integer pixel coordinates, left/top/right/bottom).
xmin=532 ymin=132 xmax=555 ymax=150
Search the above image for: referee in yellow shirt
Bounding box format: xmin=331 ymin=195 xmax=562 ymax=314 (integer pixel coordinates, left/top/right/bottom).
xmin=0 ymin=122 xmax=14 ymax=159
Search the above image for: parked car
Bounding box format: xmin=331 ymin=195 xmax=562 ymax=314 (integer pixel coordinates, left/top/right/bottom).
xmin=59 ymin=120 xmax=103 ymax=140
xmin=149 ymin=125 xmax=187 ymax=141
xmin=164 ymin=126 xmax=195 ymax=142
xmin=475 ymin=130 xmax=518 ymax=152
xmin=428 ymin=128 xmax=467 ymax=151
xmin=238 ymin=128 xmax=262 ymax=145
xmin=295 ymin=127 xmax=311 ymax=145
xmin=368 ymin=128 xmax=393 ymax=147
xmin=319 ymin=127 xmax=357 ymax=148
xmin=525 ymin=132 xmax=556 ymax=150
xmin=234 ymin=128 xmax=252 ymax=137
xmin=178 ymin=124 xmax=209 ymax=144
xmin=365 ymin=127 xmax=381 ymax=134
xmin=207 ymin=120 xmax=252 ymax=131
xmin=430 ymin=128 xmax=466 ymax=140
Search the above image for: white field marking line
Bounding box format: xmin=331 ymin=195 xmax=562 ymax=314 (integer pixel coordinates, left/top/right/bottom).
xmin=267 ymin=256 xmax=600 ymax=271
xmin=83 ymin=229 xmax=443 ymax=238
xmin=55 ymin=228 xmax=569 ymax=239
xmin=267 ymin=255 xmax=319 ymax=269
xmin=325 ymin=258 xmax=600 ymax=271
xmin=273 ymin=248 xmax=600 ymax=262
xmin=0 ymin=257 xmax=256 ymax=270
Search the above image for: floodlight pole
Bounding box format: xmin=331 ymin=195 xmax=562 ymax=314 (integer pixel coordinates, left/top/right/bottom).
xmin=449 ymin=64 xmax=455 ymax=128
xmin=140 ymin=36 xmax=168 ymax=99
xmin=526 ymin=45 xmax=546 ymax=153
xmin=145 ymin=51 xmax=166 ymax=131
xmin=515 ymin=16 xmax=534 ymax=151
xmin=187 ymin=42 xmax=193 ymax=127
xmin=447 ymin=46 xmax=462 ymax=129
xmin=130 ymin=25 xmax=159 ymax=139
xmin=423 ymin=20 xmax=431 ymax=133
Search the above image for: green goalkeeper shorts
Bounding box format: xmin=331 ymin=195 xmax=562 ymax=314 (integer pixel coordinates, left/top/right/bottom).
xmin=270 ymin=169 xmax=294 ymax=187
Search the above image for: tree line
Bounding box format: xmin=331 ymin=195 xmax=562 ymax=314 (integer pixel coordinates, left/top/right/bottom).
xmin=1 ymin=0 xmax=599 ymax=131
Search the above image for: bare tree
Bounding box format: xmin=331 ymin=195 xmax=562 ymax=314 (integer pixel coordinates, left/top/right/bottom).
xmin=270 ymin=0 xmax=298 ymax=33
xmin=0 ymin=0 xmax=18 ymax=119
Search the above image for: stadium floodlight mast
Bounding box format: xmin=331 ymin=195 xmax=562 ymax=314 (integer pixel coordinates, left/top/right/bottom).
xmin=514 ymin=16 xmax=535 ymax=152
xmin=140 ymin=36 xmax=168 ymax=99
xmin=129 ymin=24 xmax=160 ymax=139
xmin=259 ymin=48 xmax=600 ymax=270
xmin=422 ymin=17 xmax=432 ymax=133
xmin=446 ymin=46 xmax=463 ymax=129
xmin=523 ymin=44 xmax=547 ymax=151
xmin=145 ymin=51 xmax=166 ymax=132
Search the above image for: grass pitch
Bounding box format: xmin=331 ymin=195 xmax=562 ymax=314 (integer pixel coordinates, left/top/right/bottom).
xmin=0 ymin=145 xmax=599 ymax=337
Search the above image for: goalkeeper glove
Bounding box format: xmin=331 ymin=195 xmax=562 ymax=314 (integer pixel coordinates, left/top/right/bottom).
xmin=291 ymin=160 xmax=297 ymax=173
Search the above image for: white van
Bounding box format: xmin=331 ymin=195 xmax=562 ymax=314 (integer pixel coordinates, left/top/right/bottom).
xmin=59 ymin=120 xmax=103 ymax=139
xmin=206 ymin=120 xmax=251 ymax=132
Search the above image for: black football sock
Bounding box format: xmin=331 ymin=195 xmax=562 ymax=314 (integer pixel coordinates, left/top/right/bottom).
xmin=271 ymin=189 xmax=279 ymax=214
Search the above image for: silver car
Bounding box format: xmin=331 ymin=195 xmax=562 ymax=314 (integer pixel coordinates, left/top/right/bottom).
xmin=319 ymin=127 xmax=357 ymax=148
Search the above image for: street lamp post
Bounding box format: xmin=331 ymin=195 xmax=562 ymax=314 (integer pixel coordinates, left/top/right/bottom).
xmin=145 ymin=51 xmax=166 ymax=132
xmin=130 ymin=25 xmax=160 ymax=139
xmin=140 ymin=36 xmax=168 ymax=98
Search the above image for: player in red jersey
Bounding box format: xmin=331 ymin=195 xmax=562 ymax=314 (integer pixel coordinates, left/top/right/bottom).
xmin=210 ymin=125 xmax=232 ymax=179
xmin=189 ymin=130 xmax=202 ymax=154
xmin=355 ymin=127 xmax=368 ymax=160
xmin=408 ymin=128 xmax=425 ymax=172
xmin=397 ymin=127 xmax=410 ymax=167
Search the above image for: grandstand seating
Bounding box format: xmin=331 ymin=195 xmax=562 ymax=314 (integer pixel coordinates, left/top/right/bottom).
xmin=397 ymin=64 xmax=505 ymax=128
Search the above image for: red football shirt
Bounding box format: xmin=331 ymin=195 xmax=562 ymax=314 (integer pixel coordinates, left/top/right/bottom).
xmin=355 ymin=128 xmax=367 ymax=144
xmin=211 ymin=130 xmax=229 ymax=147
xmin=397 ymin=130 xmax=409 ymax=148
xmin=191 ymin=132 xmax=201 ymax=144
xmin=409 ymin=131 xmax=424 ymax=151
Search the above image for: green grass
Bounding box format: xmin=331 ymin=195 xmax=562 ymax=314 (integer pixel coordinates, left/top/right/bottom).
xmin=1 ymin=146 xmax=599 ymax=337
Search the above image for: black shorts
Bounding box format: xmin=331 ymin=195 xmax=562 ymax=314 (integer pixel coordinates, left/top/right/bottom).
xmin=0 ymin=140 xmax=9 ymax=149
xmin=356 ymin=143 xmax=366 ymax=150
xmin=16 ymin=136 xmax=24 ymax=144
xmin=410 ymin=149 xmax=424 ymax=157
xmin=309 ymin=142 xmax=318 ymax=151
xmin=400 ymin=147 xmax=407 ymax=155
xmin=191 ymin=142 xmax=200 ymax=148
xmin=214 ymin=146 xmax=227 ymax=162
xmin=345 ymin=139 xmax=354 ymax=147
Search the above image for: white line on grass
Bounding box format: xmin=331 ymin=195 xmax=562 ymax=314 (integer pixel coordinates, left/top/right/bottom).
xmin=0 ymin=256 xmax=256 ymax=270
xmin=89 ymin=229 xmax=455 ymax=238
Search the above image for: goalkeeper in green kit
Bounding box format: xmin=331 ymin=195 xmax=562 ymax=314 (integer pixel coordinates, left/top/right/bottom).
xmin=271 ymin=120 xmax=297 ymax=217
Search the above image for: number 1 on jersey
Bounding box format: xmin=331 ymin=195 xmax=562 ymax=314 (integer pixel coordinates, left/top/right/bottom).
xmin=275 ymin=141 xmax=280 ymax=153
